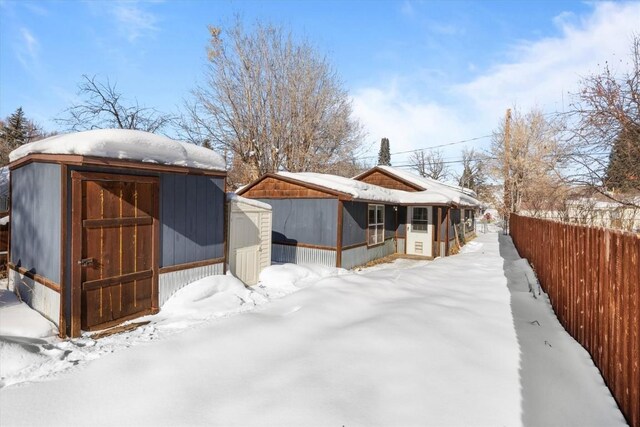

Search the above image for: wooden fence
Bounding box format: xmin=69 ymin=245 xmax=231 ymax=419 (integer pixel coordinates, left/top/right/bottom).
xmin=509 ymin=214 xmax=639 ymax=427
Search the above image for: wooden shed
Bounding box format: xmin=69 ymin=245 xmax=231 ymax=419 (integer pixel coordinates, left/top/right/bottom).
xmin=7 ymin=129 xmax=226 ymax=337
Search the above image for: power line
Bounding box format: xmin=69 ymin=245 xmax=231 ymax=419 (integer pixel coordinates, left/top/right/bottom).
xmin=356 ymin=134 xmax=493 ymax=160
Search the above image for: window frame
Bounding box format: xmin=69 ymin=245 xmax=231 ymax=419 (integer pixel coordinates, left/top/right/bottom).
xmin=411 ymin=206 xmax=429 ymax=232
xmin=367 ymin=204 xmax=385 ymax=246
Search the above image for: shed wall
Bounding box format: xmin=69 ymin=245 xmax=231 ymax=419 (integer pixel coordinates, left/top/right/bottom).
xmin=258 ymin=198 xmax=338 ymax=247
xmin=160 ymin=174 xmax=225 ymax=267
xmin=11 ymin=162 xmax=61 ymax=282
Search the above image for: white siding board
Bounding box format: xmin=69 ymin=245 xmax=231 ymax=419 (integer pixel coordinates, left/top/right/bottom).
xmin=159 ymin=262 xmax=223 ymax=306
xmin=9 ymin=269 xmax=60 ymax=327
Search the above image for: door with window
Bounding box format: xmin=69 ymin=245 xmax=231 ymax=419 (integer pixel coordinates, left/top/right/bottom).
xmin=406 ymin=206 xmax=433 ymax=256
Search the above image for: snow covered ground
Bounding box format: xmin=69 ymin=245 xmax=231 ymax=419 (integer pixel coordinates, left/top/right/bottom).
xmin=0 ymin=232 xmax=626 ymax=426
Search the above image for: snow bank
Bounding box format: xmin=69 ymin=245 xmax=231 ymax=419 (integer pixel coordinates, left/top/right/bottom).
xmin=257 ymin=263 xmax=347 ymax=297
xmin=9 ymin=129 xmax=226 ymax=171
xmin=0 ymin=290 xmax=57 ymax=338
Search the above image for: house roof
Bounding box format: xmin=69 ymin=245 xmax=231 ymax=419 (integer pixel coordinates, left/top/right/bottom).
xmin=9 ymin=129 xmax=226 ymax=172
xmin=357 ymin=166 xmax=478 ymax=198
xmin=273 ymin=172 xmax=480 ymax=207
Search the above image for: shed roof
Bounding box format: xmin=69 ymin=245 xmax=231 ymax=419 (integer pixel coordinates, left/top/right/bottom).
xmin=9 ymin=129 xmax=226 ymax=172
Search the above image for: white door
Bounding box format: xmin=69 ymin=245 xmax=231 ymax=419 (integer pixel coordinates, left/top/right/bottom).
xmin=406 ymin=206 xmax=433 ymax=257
xmin=229 ymin=211 xmax=261 ymax=285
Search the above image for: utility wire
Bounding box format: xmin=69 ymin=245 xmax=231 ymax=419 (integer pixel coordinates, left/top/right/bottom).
xmin=356 ymin=134 xmax=493 ymax=160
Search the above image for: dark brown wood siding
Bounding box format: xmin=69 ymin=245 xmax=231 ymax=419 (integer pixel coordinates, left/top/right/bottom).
xmin=357 ymin=170 xmax=422 ymax=192
xmin=242 ymin=176 xmax=336 ymax=199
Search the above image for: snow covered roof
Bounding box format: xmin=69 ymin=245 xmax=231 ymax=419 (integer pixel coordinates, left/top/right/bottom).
xmin=9 ymin=129 xmax=226 ymax=172
xmin=368 ymin=166 xmax=478 ymax=198
xmin=277 ymin=172 xmax=480 ymax=207
xmin=227 ymin=193 xmax=272 ymax=210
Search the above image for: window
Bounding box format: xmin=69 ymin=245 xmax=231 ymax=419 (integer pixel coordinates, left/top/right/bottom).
xmin=368 ymin=204 xmax=385 ymax=245
xmin=412 ymin=207 xmax=429 ymax=231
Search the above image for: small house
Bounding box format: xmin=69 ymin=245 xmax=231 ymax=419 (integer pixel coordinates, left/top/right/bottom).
xmin=237 ymin=170 xmax=480 ymax=269
xmin=354 ymin=166 xmax=479 ymax=255
xmin=8 ymin=129 xmax=226 ymax=337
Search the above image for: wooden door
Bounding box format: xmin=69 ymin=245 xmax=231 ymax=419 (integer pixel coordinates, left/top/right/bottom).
xmin=71 ymin=172 xmax=159 ymax=335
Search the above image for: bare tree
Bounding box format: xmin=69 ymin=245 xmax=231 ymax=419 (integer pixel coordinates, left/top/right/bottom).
xmin=566 ymin=34 xmax=640 ymax=207
xmin=456 ymin=148 xmax=486 ymax=194
xmin=57 ymin=75 xmax=173 ymax=133
xmin=488 ymin=107 xmax=567 ymax=214
xmin=183 ymin=21 xmax=364 ymax=183
xmin=410 ymin=149 xmax=449 ymax=181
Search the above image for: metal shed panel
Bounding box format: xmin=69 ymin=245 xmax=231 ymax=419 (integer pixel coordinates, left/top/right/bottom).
xmin=258 ymin=198 xmax=338 ymax=247
xmin=10 ymin=162 xmax=61 ymax=283
xmin=160 ymin=174 xmax=224 ymax=267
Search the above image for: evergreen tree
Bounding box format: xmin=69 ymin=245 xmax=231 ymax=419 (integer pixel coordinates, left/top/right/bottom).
xmin=378 ymin=137 xmax=391 ymax=166
xmin=604 ymin=125 xmax=640 ymax=192
xmin=0 ymin=107 xmax=43 ymax=165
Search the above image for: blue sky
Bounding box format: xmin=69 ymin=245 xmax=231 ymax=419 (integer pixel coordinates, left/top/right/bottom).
xmin=1 ymin=1 xmax=639 ymax=169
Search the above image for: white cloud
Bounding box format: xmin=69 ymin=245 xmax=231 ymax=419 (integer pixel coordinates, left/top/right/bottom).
xmin=15 ymin=27 xmax=40 ymax=70
xmin=352 ymin=2 xmax=640 ymax=168
xmin=111 ymin=1 xmax=159 ymax=42
xmin=457 ymin=2 xmax=640 ymax=117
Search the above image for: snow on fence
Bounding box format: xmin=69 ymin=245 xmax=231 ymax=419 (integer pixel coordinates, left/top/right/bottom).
xmin=509 ymin=214 xmax=639 ymax=427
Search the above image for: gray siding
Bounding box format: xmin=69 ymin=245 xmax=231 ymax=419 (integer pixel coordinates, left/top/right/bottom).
xmin=397 ymin=206 xmax=407 ymax=237
xmin=385 ymin=205 xmax=396 ymax=239
xmin=259 ymin=198 xmax=338 ymax=247
xmin=341 ymin=238 xmax=395 ymax=270
xmin=342 ymin=201 xmax=366 ymax=247
xmin=11 ymin=163 xmax=61 ymax=282
xmin=161 ymin=174 xmax=225 ymax=267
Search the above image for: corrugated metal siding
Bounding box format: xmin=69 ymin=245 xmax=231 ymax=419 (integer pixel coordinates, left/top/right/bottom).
xmin=11 ymin=163 xmax=61 ymax=283
xmin=342 ymin=201 xmax=367 ymax=247
xmin=159 ymin=262 xmax=224 ymax=306
xmin=397 ymin=238 xmax=405 ymax=254
xmin=10 ymin=269 xmax=60 ymax=326
xmin=341 ymin=238 xmax=395 ymax=270
xmin=161 ymin=174 xmax=224 ymax=267
xmin=258 ymin=199 xmax=338 ymax=247
xmin=272 ymin=243 xmax=336 ymax=267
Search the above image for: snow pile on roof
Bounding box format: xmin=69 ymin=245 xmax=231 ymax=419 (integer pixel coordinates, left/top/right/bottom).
xmin=9 ymin=129 xmax=226 ymax=171
xmin=226 ymin=193 xmax=272 ymax=210
xmin=278 ymin=172 xmax=480 ymax=206
xmin=0 ymin=167 xmax=8 ymax=199
xmin=0 ymin=216 xmax=8 ymax=226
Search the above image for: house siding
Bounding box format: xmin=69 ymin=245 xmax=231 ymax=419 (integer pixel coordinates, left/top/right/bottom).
xmin=341 ymin=238 xmax=396 ymax=269
xmin=258 ymin=198 xmax=338 ymax=247
xmin=342 ymin=201 xmax=367 ymax=247
xmin=11 ymin=162 xmax=61 ymax=283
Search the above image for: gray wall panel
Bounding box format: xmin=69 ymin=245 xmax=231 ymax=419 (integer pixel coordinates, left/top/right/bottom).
xmin=11 ymin=163 xmax=61 ymax=282
xmin=258 ymin=198 xmax=338 ymax=247
xmin=341 ymin=238 xmax=395 ymax=270
xmin=397 ymin=206 xmax=407 ymax=237
xmin=161 ymin=174 xmax=224 ymax=267
xmin=342 ymin=201 xmax=366 ymax=247
xmin=385 ymin=205 xmax=396 ymax=239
